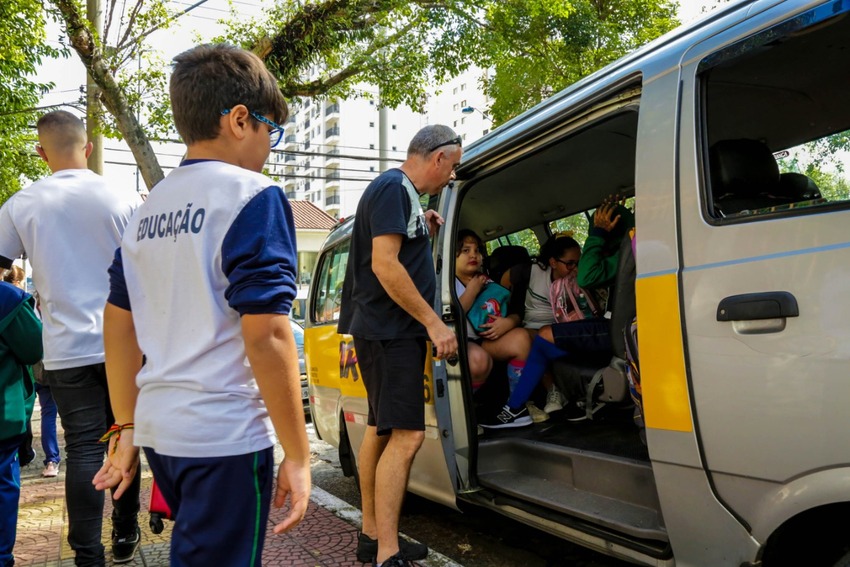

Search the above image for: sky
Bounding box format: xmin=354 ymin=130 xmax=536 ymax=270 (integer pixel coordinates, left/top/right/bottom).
xmin=35 ymin=0 xmax=722 ymax=191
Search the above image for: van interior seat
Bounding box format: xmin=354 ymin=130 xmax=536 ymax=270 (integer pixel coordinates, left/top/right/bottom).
xmin=487 ymin=245 xmax=531 ymax=284
xmin=776 ymin=171 xmax=823 ymax=202
xmin=710 ymin=138 xmax=783 ymax=215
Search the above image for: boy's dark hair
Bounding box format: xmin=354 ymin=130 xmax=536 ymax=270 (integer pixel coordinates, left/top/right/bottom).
xmin=170 ymin=44 xmax=288 ymax=145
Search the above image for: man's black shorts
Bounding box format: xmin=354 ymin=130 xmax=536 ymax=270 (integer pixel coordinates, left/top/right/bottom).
xmin=352 ymin=337 xmax=427 ymax=436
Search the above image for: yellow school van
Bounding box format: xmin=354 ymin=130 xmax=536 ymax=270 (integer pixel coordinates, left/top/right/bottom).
xmin=305 ymin=1 xmax=850 ymax=565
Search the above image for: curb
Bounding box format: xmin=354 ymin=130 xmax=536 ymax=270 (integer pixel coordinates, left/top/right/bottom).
xmin=310 ymin=485 xmax=464 ymax=567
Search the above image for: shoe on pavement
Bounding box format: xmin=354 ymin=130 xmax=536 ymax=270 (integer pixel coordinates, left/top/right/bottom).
xmin=374 ymin=551 xmax=416 ymax=567
xmin=42 ymin=462 xmax=59 ymax=478
xmin=543 ymin=386 xmax=566 ymax=414
xmin=565 ymin=400 xmax=606 ymax=422
xmin=526 ymin=402 xmax=550 ymax=423
xmin=480 ymin=405 xmax=533 ymax=429
xmin=356 ymin=532 xmax=428 ymax=563
xmin=112 ymin=526 xmax=141 ymax=564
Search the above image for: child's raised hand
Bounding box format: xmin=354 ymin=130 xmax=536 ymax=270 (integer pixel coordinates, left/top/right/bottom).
xmin=594 ymin=195 xmax=622 ymax=232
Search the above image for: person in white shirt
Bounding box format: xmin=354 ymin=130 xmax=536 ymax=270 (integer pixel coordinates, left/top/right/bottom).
xmin=0 ymin=110 xmax=143 ymax=566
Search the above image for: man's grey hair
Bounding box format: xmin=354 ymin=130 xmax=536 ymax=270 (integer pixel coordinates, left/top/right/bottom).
xmin=407 ymin=124 xmax=459 ymax=157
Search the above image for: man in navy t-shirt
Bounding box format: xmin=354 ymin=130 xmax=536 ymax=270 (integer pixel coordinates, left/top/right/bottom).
xmin=338 ymin=125 xmax=460 ymax=567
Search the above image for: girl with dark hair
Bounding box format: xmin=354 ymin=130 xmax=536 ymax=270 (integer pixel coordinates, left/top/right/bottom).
xmin=455 ymin=230 xmax=532 ymax=427
xmin=496 ymin=232 xmax=586 ymax=419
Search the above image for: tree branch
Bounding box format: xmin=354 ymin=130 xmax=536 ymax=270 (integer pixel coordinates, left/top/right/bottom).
xmin=50 ymin=0 xmax=165 ymax=189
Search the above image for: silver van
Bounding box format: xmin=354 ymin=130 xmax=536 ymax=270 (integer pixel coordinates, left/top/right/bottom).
xmin=307 ymin=1 xmax=850 ymax=565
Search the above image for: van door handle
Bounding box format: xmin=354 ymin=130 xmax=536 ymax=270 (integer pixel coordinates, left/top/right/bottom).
xmin=716 ymin=291 xmax=799 ymax=322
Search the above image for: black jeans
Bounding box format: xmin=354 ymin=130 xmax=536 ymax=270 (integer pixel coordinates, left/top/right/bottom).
xmin=45 ymin=364 xmax=140 ymax=566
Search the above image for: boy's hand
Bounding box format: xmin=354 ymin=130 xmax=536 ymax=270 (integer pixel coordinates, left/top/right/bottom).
xmin=594 ymin=196 xmax=622 ymax=233
xmin=271 ymin=457 xmax=311 ymax=534
xmin=92 ymin=430 xmax=140 ymax=499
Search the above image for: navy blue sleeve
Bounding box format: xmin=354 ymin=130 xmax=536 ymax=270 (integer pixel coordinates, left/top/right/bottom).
xmin=106 ymin=247 xmax=132 ymax=311
xmin=221 ymin=186 xmax=298 ymax=316
xmin=369 ymin=176 xmax=409 ymax=238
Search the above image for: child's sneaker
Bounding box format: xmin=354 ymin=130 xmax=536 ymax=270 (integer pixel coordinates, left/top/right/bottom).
xmin=526 ymin=402 xmax=550 ymax=423
xmin=543 ymin=386 xmax=566 ymax=413
xmin=112 ymin=526 xmax=141 ymax=564
xmin=481 ymin=405 xmax=533 ymax=429
xmin=42 ymin=462 xmax=59 ymax=478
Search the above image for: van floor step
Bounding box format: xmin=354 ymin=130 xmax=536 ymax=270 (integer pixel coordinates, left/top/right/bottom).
xmin=477 ymin=437 xmax=667 ymax=542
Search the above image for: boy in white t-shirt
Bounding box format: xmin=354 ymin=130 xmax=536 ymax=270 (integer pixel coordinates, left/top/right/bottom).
xmin=0 ymin=110 xmax=143 ymax=566
xmin=93 ymin=44 xmax=311 ymax=566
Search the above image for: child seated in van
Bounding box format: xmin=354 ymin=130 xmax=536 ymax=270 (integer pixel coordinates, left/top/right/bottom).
xmin=455 ymin=230 xmax=532 ymax=427
xmin=519 ymin=198 xmax=635 ymax=421
xmin=499 ymin=232 xmax=586 ymax=417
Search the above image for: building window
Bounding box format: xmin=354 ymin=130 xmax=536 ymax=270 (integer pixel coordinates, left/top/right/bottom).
xmin=461 ymin=83 xmax=466 ymax=91
xmin=453 ymin=103 xmax=458 ymax=111
xmin=370 ymin=166 xmax=375 ymax=172
xmin=392 ymin=146 xmax=397 ymax=151
xmin=461 ymin=99 xmax=467 ymax=107
xmin=461 ymin=117 xmax=466 ymax=124
xmin=453 ymin=87 xmax=458 ymax=94
xmin=369 ymin=122 xmax=375 ymax=127
xmin=453 ymin=120 xmax=457 ymax=127
xmin=392 ymin=124 xmax=397 ymax=130
xmin=369 ymin=144 xmax=375 ymax=149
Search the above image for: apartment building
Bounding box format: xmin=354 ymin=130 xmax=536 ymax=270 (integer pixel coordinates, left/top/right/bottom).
xmin=269 ymin=90 xmax=428 ymax=219
xmin=268 ymin=69 xmax=492 ymax=219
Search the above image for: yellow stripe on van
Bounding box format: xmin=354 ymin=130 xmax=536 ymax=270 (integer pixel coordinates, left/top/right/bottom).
xmin=636 ymin=274 xmax=693 ymax=432
xmin=304 ymin=325 xmax=435 ymax=404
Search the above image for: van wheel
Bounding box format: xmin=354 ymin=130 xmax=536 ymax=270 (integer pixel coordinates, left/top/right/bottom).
xmin=338 ymin=419 xmax=361 ymax=491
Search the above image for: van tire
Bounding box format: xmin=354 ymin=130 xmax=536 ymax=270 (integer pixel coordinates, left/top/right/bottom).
xmin=338 ymin=418 xmax=361 ymax=491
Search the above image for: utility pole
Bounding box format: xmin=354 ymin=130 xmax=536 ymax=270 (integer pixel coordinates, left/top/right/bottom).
xmin=86 ymin=0 xmax=104 ymax=174
xmin=378 ymin=90 xmax=389 ymax=173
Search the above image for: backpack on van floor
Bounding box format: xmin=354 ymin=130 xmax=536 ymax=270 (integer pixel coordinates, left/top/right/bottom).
xmin=624 ymin=316 xmax=646 ymax=445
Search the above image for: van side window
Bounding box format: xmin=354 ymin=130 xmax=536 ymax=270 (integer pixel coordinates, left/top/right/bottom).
xmin=700 ymin=6 xmax=850 ymax=221
xmin=485 ymin=229 xmax=540 ymax=257
xmin=311 ymin=240 xmax=350 ymax=324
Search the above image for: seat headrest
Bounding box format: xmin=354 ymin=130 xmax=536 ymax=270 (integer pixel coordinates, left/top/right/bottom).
xmin=710 ymin=139 xmax=780 ymax=198
xmin=777 ymin=172 xmax=821 ymax=201
xmin=487 ymin=245 xmax=530 ymax=283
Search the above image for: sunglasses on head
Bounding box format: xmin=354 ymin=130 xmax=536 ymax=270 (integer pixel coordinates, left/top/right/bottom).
xmin=427 ymin=136 xmax=462 ymax=153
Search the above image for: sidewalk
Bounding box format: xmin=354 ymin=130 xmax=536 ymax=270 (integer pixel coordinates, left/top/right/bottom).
xmin=15 ymin=404 xmax=460 ymax=567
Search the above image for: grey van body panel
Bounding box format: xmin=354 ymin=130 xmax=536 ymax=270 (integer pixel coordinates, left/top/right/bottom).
xmin=652 ymin=461 xmax=761 ymax=566
xmin=713 ymin=467 xmax=850 ymax=543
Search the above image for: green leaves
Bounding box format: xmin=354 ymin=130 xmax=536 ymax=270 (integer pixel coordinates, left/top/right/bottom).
xmin=0 ymin=0 xmax=65 ymax=203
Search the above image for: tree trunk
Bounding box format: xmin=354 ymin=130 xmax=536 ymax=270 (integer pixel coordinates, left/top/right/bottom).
xmin=50 ymin=0 xmax=165 ymax=190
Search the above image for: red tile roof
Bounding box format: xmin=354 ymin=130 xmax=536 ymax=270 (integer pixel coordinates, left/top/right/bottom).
xmin=289 ymin=200 xmax=337 ymax=230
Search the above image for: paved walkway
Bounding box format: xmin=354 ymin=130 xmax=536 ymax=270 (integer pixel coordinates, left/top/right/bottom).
xmin=15 ymin=403 xmax=460 ymax=567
